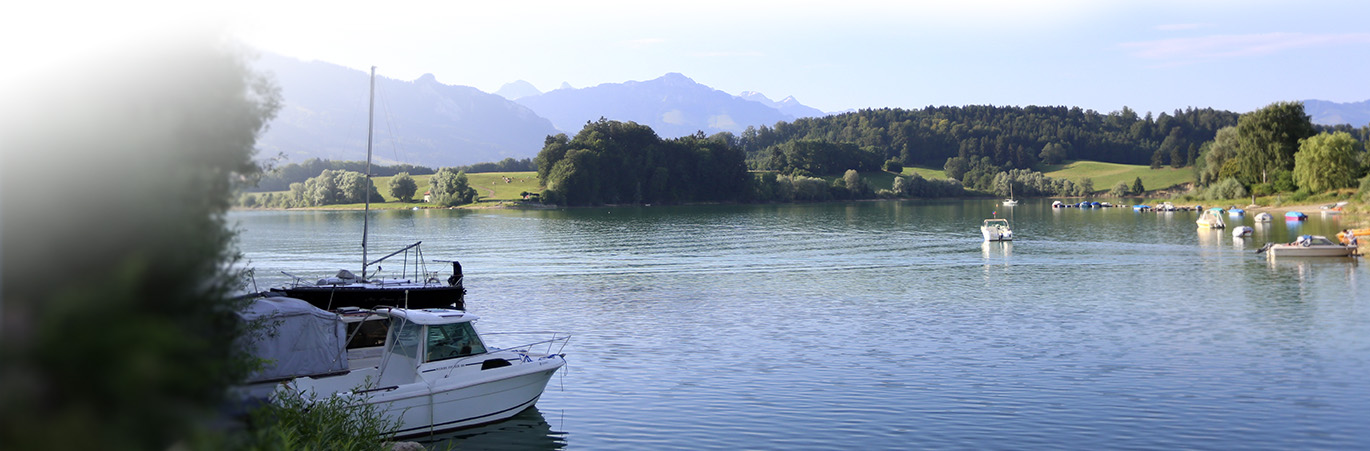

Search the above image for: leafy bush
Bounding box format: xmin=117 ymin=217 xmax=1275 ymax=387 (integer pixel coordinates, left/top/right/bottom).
xmin=211 ymin=389 xmax=398 ymax=450
xmin=883 ymin=159 xmax=903 ymax=173
xmin=1205 ymin=177 xmax=1248 ymax=200
xmin=1289 ymin=188 xmax=1312 ymax=202
xmin=1108 ymin=181 xmax=1130 ymax=198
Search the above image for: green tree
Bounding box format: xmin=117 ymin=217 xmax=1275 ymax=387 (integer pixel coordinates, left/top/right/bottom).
xmin=1 ymin=36 xmax=280 ymax=450
xmin=1231 ymin=101 xmax=1316 ymax=185
xmin=1197 ymin=126 xmax=1240 ymax=186
xmin=1109 ymin=181 xmax=1130 ymax=197
xmin=388 ymin=172 xmax=418 ymax=202
xmin=1293 ymin=131 xmax=1361 ymax=192
xmin=429 ymin=168 xmax=479 ymax=206
xmin=1132 ymin=177 xmax=1145 ymax=194
xmin=843 ymin=169 xmax=866 ymax=198
xmin=883 ymin=158 xmax=903 ymax=173
xmin=1038 ymin=142 xmax=1068 ymax=165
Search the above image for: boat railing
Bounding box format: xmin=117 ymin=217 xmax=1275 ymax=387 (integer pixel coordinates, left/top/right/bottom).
xmin=482 ymin=331 xmax=571 ymax=356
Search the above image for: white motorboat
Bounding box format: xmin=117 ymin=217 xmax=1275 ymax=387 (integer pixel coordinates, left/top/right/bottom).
xmin=981 ymin=218 xmax=1013 ymax=241
xmin=1258 ymin=235 xmax=1355 ymax=258
xmin=1254 ymin=212 xmax=1273 ymax=222
xmin=1196 ymin=207 xmax=1226 ymax=229
xmin=241 ymin=297 xmax=569 ymax=438
xmin=1232 ymin=226 xmax=1253 ymax=238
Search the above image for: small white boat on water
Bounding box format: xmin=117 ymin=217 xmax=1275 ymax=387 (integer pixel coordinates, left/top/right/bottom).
xmin=1001 ymin=185 xmax=1018 ymax=206
xmin=981 ymin=218 xmax=1013 ymax=241
xmin=237 ymin=296 xmax=569 ymax=438
xmin=1232 ymin=226 xmax=1253 ymax=238
xmin=1258 ymin=235 xmax=1355 ymax=258
xmin=1254 ymin=212 xmax=1273 ymax=222
xmin=1196 ymin=207 xmax=1226 ymax=229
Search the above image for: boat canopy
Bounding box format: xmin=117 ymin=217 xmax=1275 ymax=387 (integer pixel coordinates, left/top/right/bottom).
xmin=236 ymin=294 xmax=348 ymax=383
xmin=381 ymin=307 xmax=478 ymax=325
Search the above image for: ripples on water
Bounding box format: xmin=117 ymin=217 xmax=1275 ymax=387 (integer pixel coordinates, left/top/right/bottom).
xmin=233 ymin=200 xmax=1370 ymax=449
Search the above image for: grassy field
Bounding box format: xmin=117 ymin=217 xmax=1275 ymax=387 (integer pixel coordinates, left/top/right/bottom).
xmin=1043 ymin=161 xmax=1195 ymax=193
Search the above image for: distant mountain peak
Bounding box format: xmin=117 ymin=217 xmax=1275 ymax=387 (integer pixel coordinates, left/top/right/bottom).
xmin=558 ymin=82 xmax=575 ymax=91
xmin=655 ymin=72 xmax=696 ymax=86
xmin=416 ymin=73 xmax=438 ymax=84
xmin=495 ymin=80 xmax=541 ymax=100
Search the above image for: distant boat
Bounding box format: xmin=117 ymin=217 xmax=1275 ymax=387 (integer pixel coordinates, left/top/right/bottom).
xmin=981 ymin=218 xmax=1013 ymax=242
xmin=1285 ymin=211 xmax=1308 ymax=221
xmin=1133 ymin=204 xmax=1151 ymax=211
xmin=1254 ymin=212 xmax=1273 ymax=222
xmin=1197 ymin=207 xmax=1226 ymax=229
xmin=1228 ymin=208 xmax=1245 ymax=217
xmin=1052 ymin=200 xmax=1065 ymax=208
xmin=1232 ymin=226 xmax=1253 ymax=238
xmin=1001 ymin=184 xmax=1018 ymax=206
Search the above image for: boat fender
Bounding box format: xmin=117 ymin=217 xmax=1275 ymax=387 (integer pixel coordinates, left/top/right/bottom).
xmin=427 ymin=277 xmax=441 ymax=284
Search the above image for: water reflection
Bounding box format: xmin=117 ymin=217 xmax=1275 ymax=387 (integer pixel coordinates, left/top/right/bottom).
xmin=980 ymin=240 xmax=1013 ymax=258
xmin=1196 ymin=227 xmax=1222 ymax=248
xmin=418 ymin=406 xmax=566 ymax=450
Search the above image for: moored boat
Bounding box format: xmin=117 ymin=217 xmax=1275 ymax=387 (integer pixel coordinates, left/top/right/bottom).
xmin=1285 ymin=211 xmax=1307 ymax=221
xmin=1197 ymin=207 xmax=1226 ymax=229
xmin=1254 ymin=212 xmax=1273 ymax=222
xmin=1232 ymin=226 xmax=1253 ymax=238
xmin=1258 ymin=235 xmax=1355 ymax=258
xmin=1228 ymin=208 xmax=1245 ymax=217
xmin=270 ymin=67 xmax=466 ymax=311
xmin=237 ymin=296 xmax=569 ymax=438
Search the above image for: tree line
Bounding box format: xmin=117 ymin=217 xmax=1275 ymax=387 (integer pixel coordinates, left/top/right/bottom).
xmin=249 ymin=157 xmax=534 ymax=192
xmin=534 ymin=119 xmax=972 ymax=205
xmin=1193 ymin=101 xmax=1369 ymax=201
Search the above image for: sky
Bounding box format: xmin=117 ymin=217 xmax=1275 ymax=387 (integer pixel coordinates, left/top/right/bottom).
xmin=6 ymin=0 xmax=1370 ymax=116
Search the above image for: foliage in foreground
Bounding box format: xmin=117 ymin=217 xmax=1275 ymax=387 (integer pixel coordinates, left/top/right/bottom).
xmin=204 ymin=390 xmax=397 ymax=451
xmin=1 ymin=35 xmax=279 ymax=450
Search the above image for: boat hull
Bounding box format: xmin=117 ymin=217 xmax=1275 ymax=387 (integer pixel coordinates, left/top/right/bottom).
xmin=981 ymin=227 xmax=1012 ymax=241
xmin=380 ymin=361 xmax=564 ymax=438
xmin=271 ymin=284 xmax=466 ymax=310
xmin=1267 ymin=245 xmax=1354 ymax=257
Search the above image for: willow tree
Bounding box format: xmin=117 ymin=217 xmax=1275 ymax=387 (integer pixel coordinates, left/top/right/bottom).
xmin=1293 ymin=131 xmax=1361 ymax=192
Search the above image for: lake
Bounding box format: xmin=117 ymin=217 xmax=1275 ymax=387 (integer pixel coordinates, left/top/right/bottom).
xmin=232 ymin=199 xmax=1370 ymax=450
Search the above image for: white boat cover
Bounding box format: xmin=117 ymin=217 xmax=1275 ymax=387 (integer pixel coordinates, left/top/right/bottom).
xmin=236 ymin=295 xmax=348 ymax=383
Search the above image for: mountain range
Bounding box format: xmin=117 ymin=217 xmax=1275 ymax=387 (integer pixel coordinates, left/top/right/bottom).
xmin=252 ymin=53 xmax=558 ymax=168
xmin=1302 ymin=99 xmax=1370 ymax=128
xmin=250 ymin=52 xmax=1366 ymax=169
xmin=253 ymin=53 xmax=829 ymax=167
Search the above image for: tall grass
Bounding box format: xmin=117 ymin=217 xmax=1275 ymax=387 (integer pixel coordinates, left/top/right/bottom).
xmin=205 ymin=389 xmax=399 ymax=451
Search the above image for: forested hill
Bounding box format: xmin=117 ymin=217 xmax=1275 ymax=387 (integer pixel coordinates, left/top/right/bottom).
xmin=735 ymin=105 xmax=1241 ymax=170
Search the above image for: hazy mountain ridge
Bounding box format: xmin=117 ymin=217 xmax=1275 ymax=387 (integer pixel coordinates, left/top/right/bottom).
xmin=514 ymin=73 xmax=796 ymax=138
xmin=252 ymin=53 xmax=558 ymax=168
xmin=1302 ymin=99 xmax=1370 ymax=127
xmin=738 ymin=91 xmax=827 ymax=119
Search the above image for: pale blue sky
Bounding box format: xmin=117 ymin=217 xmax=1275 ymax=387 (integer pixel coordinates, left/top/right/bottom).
xmin=8 ymin=0 xmax=1369 ymax=116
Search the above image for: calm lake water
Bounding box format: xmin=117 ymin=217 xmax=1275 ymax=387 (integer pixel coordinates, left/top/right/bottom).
xmin=231 ymin=199 xmax=1370 ymax=450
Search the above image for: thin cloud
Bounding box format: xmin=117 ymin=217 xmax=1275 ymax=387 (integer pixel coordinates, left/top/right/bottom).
xmin=622 ymin=38 xmax=666 ymax=48
xmin=692 ymin=50 xmax=765 ymax=58
xmin=1121 ymin=32 xmax=1370 ymax=63
xmin=1155 ymin=23 xmax=1207 ymax=31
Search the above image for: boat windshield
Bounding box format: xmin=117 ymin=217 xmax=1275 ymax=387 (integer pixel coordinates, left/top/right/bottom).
xmin=425 ymin=322 xmax=487 ymax=362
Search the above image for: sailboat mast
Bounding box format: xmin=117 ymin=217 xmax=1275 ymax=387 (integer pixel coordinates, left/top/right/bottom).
xmin=362 ymin=66 xmax=375 ymax=277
